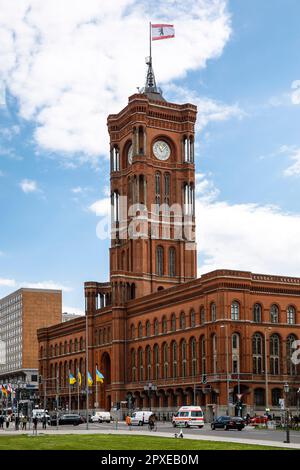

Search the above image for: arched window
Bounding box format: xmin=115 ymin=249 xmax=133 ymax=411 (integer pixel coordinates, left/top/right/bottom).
xmin=138 ymin=348 xmax=143 ymax=381
xmin=171 ymin=314 xmax=176 ymax=332
xmin=200 ymin=307 xmax=205 ymax=325
xmin=272 ymin=388 xmax=282 ymax=407
xmin=79 ymin=337 xmax=84 ymax=350
xmin=252 ymin=333 xmax=263 ymax=374
xmin=191 ymin=338 xmax=197 ymax=377
xmin=253 ymin=303 xmax=262 ymax=323
xmin=164 ymin=173 xmax=170 ymax=206
xmin=210 ymin=303 xmax=217 ymax=322
xmin=200 ymin=336 xmax=206 ymax=375
xmin=172 ymin=341 xmax=177 ymax=378
xmin=55 ymin=344 xmax=58 ymax=356
xmin=181 ymin=340 xmax=187 ymax=377
xmin=155 ymin=172 xmax=161 ymax=207
xmin=131 ymin=324 xmax=135 ymax=339
xmin=156 ymin=246 xmax=164 ymax=276
xmin=154 ymin=319 xmax=159 ymax=336
xmin=212 ymin=334 xmax=217 ymax=374
xmin=69 ymin=341 xmax=72 ymax=354
xmin=287 ymin=306 xmax=296 ymax=325
xmin=146 ymin=346 xmax=151 ymax=381
xmin=287 ymin=334 xmax=297 ymax=375
xmin=146 ymin=320 xmax=151 ymax=337
xmin=179 ymin=312 xmax=185 ymax=329
xmin=64 ymin=341 xmax=67 ymax=354
xmin=190 ymin=310 xmax=196 ymax=328
xmin=231 ymin=301 xmax=240 ymax=321
xmin=163 ymin=343 xmax=168 ymax=378
xmin=154 ymin=344 xmax=159 ymax=380
xmin=131 ymin=350 xmax=136 ymax=382
xmin=270 ymin=304 xmax=279 ymax=323
xmin=232 ymin=333 xmax=240 ymax=374
xmin=254 ymin=388 xmax=265 ymax=407
xmin=168 ymin=247 xmax=176 ymax=277
xmin=59 ymin=343 xmax=62 ymax=355
xmin=270 ymin=334 xmax=280 ymax=375
xmin=138 ymin=322 xmax=143 ymax=338
xmin=162 ymin=316 xmax=167 ymax=334
xmin=112 ymin=191 xmax=120 ymax=223
xmin=74 ymin=339 xmax=78 ymax=352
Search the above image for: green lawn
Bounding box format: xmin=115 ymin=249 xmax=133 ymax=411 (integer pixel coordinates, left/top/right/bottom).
xmin=0 ymin=434 xmax=286 ymax=450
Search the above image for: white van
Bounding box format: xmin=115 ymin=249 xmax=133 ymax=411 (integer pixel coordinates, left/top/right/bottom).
xmin=130 ymin=411 xmax=153 ymax=426
xmin=172 ymin=406 xmax=204 ymax=428
xmin=32 ymin=409 xmax=51 ymax=422
xmin=91 ymin=411 xmax=112 ymax=423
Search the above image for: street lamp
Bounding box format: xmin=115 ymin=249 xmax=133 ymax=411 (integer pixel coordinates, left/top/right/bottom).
xmin=144 ymin=383 xmax=157 ymax=411
xmin=283 ymin=382 xmax=290 ymax=444
xmin=264 ymin=327 xmax=272 ymax=411
xmin=220 ymin=325 xmax=230 ymax=416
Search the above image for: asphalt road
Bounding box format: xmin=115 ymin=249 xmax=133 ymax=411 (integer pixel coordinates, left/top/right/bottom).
xmin=41 ymin=421 xmax=300 ymax=444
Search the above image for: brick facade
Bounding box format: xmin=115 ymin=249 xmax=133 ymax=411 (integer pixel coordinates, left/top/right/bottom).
xmin=38 ymin=91 xmax=300 ymax=418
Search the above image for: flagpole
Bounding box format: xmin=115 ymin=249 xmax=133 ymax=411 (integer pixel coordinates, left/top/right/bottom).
xmin=68 ymin=369 xmax=71 ymax=413
xmin=85 ymin=309 xmax=89 ymax=430
xmin=149 ymin=21 xmax=152 ymax=64
xmin=77 ymin=369 xmax=80 ymax=415
xmin=96 ymin=365 xmax=98 ymax=411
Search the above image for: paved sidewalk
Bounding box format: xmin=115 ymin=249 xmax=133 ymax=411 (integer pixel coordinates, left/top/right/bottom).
xmin=0 ymin=428 xmax=298 ymax=449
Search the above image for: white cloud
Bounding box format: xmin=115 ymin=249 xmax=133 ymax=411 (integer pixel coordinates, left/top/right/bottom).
xmin=63 ymin=306 xmax=84 ymax=316
xmin=89 ymin=198 xmax=110 ymax=217
xmin=21 ymin=281 xmax=73 ymax=292
xmin=0 ymin=278 xmax=16 ymax=288
xmin=291 ymin=80 xmax=300 ymax=105
xmin=278 ymin=145 xmax=300 ymax=177
xmin=71 ymin=186 xmax=83 ymax=194
xmin=166 ymin=84 xmax=245 ymax=130
xmin=0 ymin=0 xmax=232 ymax=164
xmin=197 ymin=199 xmax=300 ymax=277
xmin=19 ymin=179 xmax=39 ymax=193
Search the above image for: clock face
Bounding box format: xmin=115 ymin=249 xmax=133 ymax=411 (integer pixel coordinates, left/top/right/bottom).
xmin=153 ymin=140 xmax=171 ymax=161
xmin=128 ymin=144 xmax=133 ymax=165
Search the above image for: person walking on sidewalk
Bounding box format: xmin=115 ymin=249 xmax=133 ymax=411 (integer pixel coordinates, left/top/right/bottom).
xmin=32 ymin=416 xmax=38 ymax=435
xmin=0 ymin=415 xmax=4 ymax=429
xmin=5 ymin=415 xmax=10 ymax=429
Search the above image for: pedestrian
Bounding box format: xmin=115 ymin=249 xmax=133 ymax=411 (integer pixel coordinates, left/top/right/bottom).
xmin=23 ymin=415 xmax=27 ymax=430
xmin=32 ymin=416 xmax=38 ymax=435
xmin=15 ymin=415 xmax=20 ymax=431
xmin=42 ymin=415 xmax=47 ymax=429
xmin=0 ymin=415 xmax=4 ymax=429
xmin=5 ymin=415 xmax=10 ymax=429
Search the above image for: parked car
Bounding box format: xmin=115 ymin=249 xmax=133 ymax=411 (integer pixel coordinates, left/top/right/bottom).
xmin=250 ymin=415 xmax=268 ymax=426
xmin=90 ymin=411 xmax=112 ymax=423
xmin=130 ymin=411 xmax=153 ymax=426
xmin=211 ymin=416 xmax=245 ymax=431
xmin=57 ymin=414 xmax=84 ymax=426
xmin=172 ymin=406 xmax=204 ymax=428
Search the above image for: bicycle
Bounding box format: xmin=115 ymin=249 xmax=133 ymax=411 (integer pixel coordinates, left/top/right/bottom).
xmin=148 ymin=422 xmax=157 ymax=431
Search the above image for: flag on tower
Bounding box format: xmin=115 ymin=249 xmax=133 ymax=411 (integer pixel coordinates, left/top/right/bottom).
xmin=77 ymin=369 xmax=82 ymax=386
xmin=151 ymin=24 xmax=175 ymax=41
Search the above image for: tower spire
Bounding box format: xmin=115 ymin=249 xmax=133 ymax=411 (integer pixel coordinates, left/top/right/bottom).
xmin=141 ymin=22 xmax=165 ymax=101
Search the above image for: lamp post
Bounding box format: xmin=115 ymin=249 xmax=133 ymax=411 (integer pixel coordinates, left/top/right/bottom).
xmin=283 ymin=382 xmax=290 ymax=444
xmin=144 ymin=383 xmax=157 ymax=411
xmin=264 ymin=327 xmax=272 ymax=411
xmin=220 ymin=325 xmax=230 ymax=415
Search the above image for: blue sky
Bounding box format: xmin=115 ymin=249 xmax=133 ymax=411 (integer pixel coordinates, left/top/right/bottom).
xmin=0 ymin=0 xmax=300 ymax=313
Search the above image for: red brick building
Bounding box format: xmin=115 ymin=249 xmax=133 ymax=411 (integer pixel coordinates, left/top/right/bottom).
xmin=38 ymin=66 xmax=300 ymax=418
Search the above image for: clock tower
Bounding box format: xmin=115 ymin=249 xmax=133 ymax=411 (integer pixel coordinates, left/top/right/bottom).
xmin=108 ymin=59 xmax=197 ymax=304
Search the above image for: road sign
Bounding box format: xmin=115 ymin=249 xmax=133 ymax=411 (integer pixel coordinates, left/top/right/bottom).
xmin=236 ymin=394 xmax=243 ymax=400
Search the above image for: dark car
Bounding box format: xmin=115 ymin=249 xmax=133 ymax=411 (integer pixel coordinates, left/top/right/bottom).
xmin=58 ymin=414 xmax=84 ymax=426
xmin=211 ymin=416 xmax=245 ymax=431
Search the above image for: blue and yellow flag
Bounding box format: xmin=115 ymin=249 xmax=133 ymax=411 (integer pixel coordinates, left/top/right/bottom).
xmin=88 ymin=371 xmax=93 ymax=387
xmin=69 ymin=373 xmax=76 ymax=385
xmin=77 ymin=369 xmax=82 ymax=387
xmin=96 ymin=368 xmax=104 ymax=383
